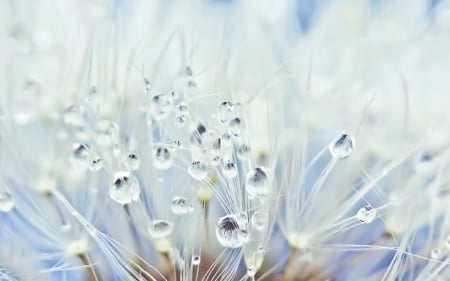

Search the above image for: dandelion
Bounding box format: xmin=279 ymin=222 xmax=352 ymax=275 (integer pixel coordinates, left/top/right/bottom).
xmin=2 ymin=0 xmax=450 ymax=281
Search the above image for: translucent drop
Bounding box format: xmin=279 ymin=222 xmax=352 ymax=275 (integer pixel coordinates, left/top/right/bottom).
xmin=89 ymin=157 xmax=104 ymax=172
xmin=126 ymin=153 xmax=141 ymax=171
xmin=191 ymin=124 xmax=207 ymax=146
xmin=216 ymin=215 xmax=243 ymax=248
xmin=144 ymin=79 xmax=152 ymax=94
xmin=222 ymin=161 xmax=237 ymax=178
xmin=148 ymin=220 xmax=173 ymax=239
xmin=149 ymin=94 xmax=172 ymax=121
xmin=171 ymin=196 xmax=193 ymax=215
xmin=237 ymin=229 xmax=249 ymax=243
xmin=247 ymin=266 xmax=256 ymax=277
xmin=357 ymin=206 xmax=376 ymax=224
xmin=86 ymin=86 xmax=98 ymax=104
xmin=110 ymin=171 xmax=140 ymax=205
xmin=0 ymin=191 xmax=15 ymax=212
xmin=153 ymin=146 xmax=173 ymax=170
xmin=229 ymin=117 xmax=242 ymax=137
xmin=251 ymin=212 xmax=269 ymax=231
xmin=191 ymin=255 xmax=201 ymax=265
xmin=96 ymin=120 xmax=119 ymax=146
xmin=218 ymin=101 xmax=234 ymax=124
xmin=212 ymin=138 xmax=221 ymax=151
xmin=174 ymin=139 xmax=182 ymax=147
xmin=432 ymin=248 xmax=442 ymax=259
xmin=188 ymin=161 xmax=207 ymax=180
xmin=329 ymin=133 xmax=355 ymax=159
xmin=64 ymin=104 xmax=87 ymax=127
xmin=170 ymin=91 xmax=181 ymax=103
xmin=221 ymin=133 xmax=233 ymax=147
xmin=237 ymin=144 xmax=251 ymax=159
xmin=445 ymin=236 xmax=450 ymax=249
xmin=246 ymin=167 xmax=269 ymax=197
xmin=174 ymin=115 xmax=186 ymax=128
xmin=72 ymin=143 xmax=92 ymax=168
xmin=178 ymin=103 xmax=189 ymax=114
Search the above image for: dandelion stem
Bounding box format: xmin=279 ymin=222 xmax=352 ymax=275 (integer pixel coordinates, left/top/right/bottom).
xmin=78 ymin=253 xmax=100 ymax=281
xmin=283 ymin=247 xmax=298 ymax=280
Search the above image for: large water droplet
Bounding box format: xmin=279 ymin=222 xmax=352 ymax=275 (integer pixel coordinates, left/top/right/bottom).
xmin=188 ymin=161 xmax=207 ymax=180
xmin=0 ymin=191 xmax=15 ymax=212
xmin=109 ymin=171 xmax=140 ymax=205
xmin=148 ymin=220 xmax=173 ymax=239
xmin=171 ymin=196 xmax=193 ymax=215
xmin=329 ymin=133 xmax=355 ymax=159
xmin=356 ymin=205 xmax=376 ymax=224
xmin=246 ymin=167 xmax=269 ymax=197
xmin=216 ymin=215 xmax=244 ymax=248
xmin=431 ymin=248 xmax=442 ymax=259
xmin=218 ymin=101 xmax=234 ymax=124
xmin=153 ymin=146 xmax=173 ymax=170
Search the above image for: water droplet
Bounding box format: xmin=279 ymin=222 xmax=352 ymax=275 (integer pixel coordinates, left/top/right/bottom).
xmin=329 ymin=133 xmax=355 ymax=159
xmin=170 ymin=91 xmax=181 ymax=103
xmin=216 ymin=215 xmax=244 ymax=248
xmin=246 ymin=167 xmax=269 ymax=197
xmin=432 ymin=248 xmax=442 ymax=259
xmin=64 ymin=104 xmax=87 ymax=127
xmin=445 ymin=236 xmax=450 ymax=249
xmin=72 ymin=143 xmax=92 ymax=168
xmin=148 ymin=220 xmax=173 ymax=239
xmin=356 ymin=205 xmax=376 ymax=224
xmin=251 ymin=212 xmax=269 ymax=231
xmin=89 ymin=157 xmax=104 ymax=172
xmin=126 ymin=153 xmax=141 ymax=171
xmin=149 ymin=94 xmax=173 ymax=121
xmin=191 ymin=255 xmax=201 ymax=265
xmin=218 ymin=101 xmax=234 ymax=124
xmin=171 ymin=196 xmax=193 ymax=215
xmin=174 ymin=139 xmax=182 ymax=147
xmin=144 ymin=79 xmax=152 ymax=94
xmin=96 ymin=120 xmax=119 ymax=146
xmin=86 ymin=86 xmax=98 ymax=104
xmin=0 ymin=191 xmax=15 ymax=212
xmin=222 ymin=161 xmax=237 ymax=178
xmin=247 ymin=266 xmax=256 ymax=277
xmin=178 ymin=103 xmax=189 ymax=114
xmin=153 ymin=146 xmax=173 ymax=170
xmin=229 ymin=117 xmax=242 ymax=137
xmin=110 ymin=171 xmax=140 ymax=205
xmin=191 ymin=124 xmax=207 ymax=146
xmin=188 ymin=161 xmax=207 ymax=180
xmin=175 ymin=115 xmax=186 ymax=128
xmin=212 ymin=138 xmax=221 ymax=151
xmin=237 ymin=144 xmax=251 ymax=159
xmin=237 ymin=229 xmax=249 ymax=243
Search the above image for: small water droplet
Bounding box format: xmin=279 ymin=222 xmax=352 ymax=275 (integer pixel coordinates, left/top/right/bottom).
xmin=171 ymin=196 xmax=193 ymax=215
xmin=148 ymin=220 xmax=173 ymax=239
xmin=229 ymin=117 xmax=242 ymax=137
xmin=212 ymin=138 xmax=221 ymax=151
xmin=445 ymin=236 xmax=450 ymax=249
xmin=96 ymin=120 xmax=119 ymax=146
xmin=153 ymin=146 xmax=173 ymax=170
xmin=251 ymin=212 xmax=269 ymax=231
xmin=191 ymin=255 xmax=201 ymax=265
xmin=178 ymin=103 xmax=189 ymax=114
xmin=110 ymin=171 xmax=140 ymax=205
xmin=357 ymin=205 xmax=376 ymax=224
xmin=246 ymin=167 xmax=269 ymax=197
xmin=72 ymin=143 xmax=92 ymax=168
xmin=432 ymin=248 xmax=442 ymax=259
xmin=144 ymin=79 xmax=152 ymax=94
xmin=222 ymin=161 xmax=237 ymax=178
xmin=329 ymin=133 xmax=355 ymax=159
xmin=89 ymin=157 xmax=104 ymax=172
xmin=247 ymin=266 xmax=256 ymax=277
xmin=126 ymin=153 xmax=141 ymax=171
xmin=0 ymin=191 xmax=15 ymax=212
xmin=216 ymin=215 xmax=244 ymax=248
xmin=175 ymin=115 xmax=186 ymax=128
xmin=237 ymin=144 xmax=251 ymax=159
xmin=188 ymin=161 xmax=207 ymax=180
xmin=218 ymin=101 xmax=234 ymax=124
xmin=64 ymin=104 xmax=87 ymax=127
xmin=191 ymin=124 xmax=207 ymax=146
xmin=149 ymin=94 xmax=173 ymax=121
